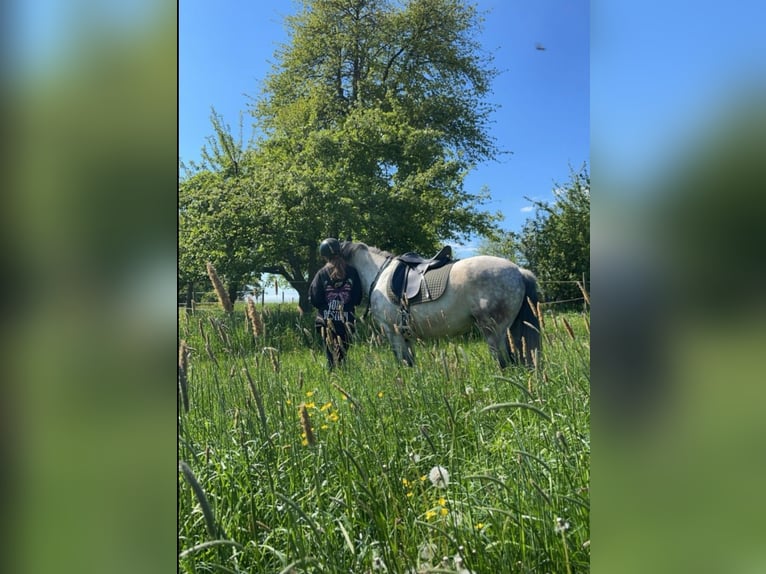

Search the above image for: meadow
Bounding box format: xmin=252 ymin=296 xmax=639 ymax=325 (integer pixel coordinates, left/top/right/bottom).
xmin=178 ymin=302 xmax=590 ymax=573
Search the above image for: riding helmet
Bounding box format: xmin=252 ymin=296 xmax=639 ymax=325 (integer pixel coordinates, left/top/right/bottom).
xmin=319 ymin=237 xmax=341 ymax=258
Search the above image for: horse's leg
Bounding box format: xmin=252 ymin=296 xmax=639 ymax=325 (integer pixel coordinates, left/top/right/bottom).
xmin=400 ymin=335 xmax=415 ymax=367
xmin=382 ymin=324 xmax=415 ymax=366
xmin=475 ymin=315 xmax=515 ymax=369
xmin=509 ymin=319 xmax=535 ymax=368
xmin=505 ymin=327 xmax=521 ymax=367
xmin=509 ymin=270 xmax=542 ymax=368
xmin=489 ymin=328 xmax=515 ymax=369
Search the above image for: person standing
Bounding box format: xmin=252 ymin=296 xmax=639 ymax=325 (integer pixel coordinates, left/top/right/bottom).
xmin=309 ymin=238 xmax=363 ymax=369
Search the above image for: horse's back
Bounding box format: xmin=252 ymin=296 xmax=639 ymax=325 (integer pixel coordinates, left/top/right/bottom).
xmin=399 ymin=255 xmax=525 ymax=337
xmin=450 ymin=256 xmax=523 ymax=289
xmin=451 ymin=256 xmax=525 ymax=305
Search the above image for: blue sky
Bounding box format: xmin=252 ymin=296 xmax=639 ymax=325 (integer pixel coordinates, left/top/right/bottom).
xmin=591 ymin=0 xmax=766 ymax=186
xmin=179 ymin=0 xmax=589 ymax=242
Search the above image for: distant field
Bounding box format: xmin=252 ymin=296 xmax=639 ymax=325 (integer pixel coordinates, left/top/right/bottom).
xmin=178 ymin=304 xmax=590 ymax=573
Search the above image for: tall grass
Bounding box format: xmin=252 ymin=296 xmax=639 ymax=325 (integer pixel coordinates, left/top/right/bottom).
xmin=178 ymin=304 xmax=590 ymax=573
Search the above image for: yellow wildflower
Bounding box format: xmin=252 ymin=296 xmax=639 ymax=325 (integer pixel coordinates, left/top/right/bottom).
xmin=377 ymin=391 xmax=384 ymax=398
xmin=440 ymin=507 xmax=449 ymax=516
xmin=306 ymin=391 xmax=314 ymax=397
xmin=425 ymin=510 xmax=437 ymax=520
xmin=320 ymin=401 xmax=333 ymax=411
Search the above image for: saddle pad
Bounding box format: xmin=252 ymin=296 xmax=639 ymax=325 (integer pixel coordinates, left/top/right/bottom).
xmin=388 ymin=261 xmax=455 ymax=304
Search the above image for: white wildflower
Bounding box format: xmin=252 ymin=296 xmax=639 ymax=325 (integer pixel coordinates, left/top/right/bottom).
xmin=409 ymin=451 xmax=421 ymax=463
xmin=419 ymin=542 xmax=437 ymax=561
xmin=453 ymin=550 xmax=475 ymax=574
xmin=372 ymin=553 xmax=387 ymax=571
xmin=554 ymin=516 xmax=570 ymax=534
xmin=454 ymin=553 xmax=464 ymax=569
xmin=428 ymin=465 xmax=450 ymax=488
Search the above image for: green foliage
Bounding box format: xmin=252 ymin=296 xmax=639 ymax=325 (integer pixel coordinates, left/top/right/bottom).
xmin=479 ymin=228 xmax=522 ymax=261
xmin=254 ymin=0 xmax=502 ymax=255
xmin=180 ymin=0 xmax=503 ymax=310
xmin=482 ymin=166 xmax=590 ymax=308
xmin=178 ymin=305 xmax=590 ymax=573
xmin=179 ymin=110 xmax=263 ymax=301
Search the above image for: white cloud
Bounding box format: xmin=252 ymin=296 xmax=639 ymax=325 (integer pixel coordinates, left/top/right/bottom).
xmin=521 ymin=205 xmax=534 ymax=213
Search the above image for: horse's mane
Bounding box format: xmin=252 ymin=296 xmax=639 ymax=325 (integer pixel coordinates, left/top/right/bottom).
xmin=341 ymin=241 xmax=394 ymax=260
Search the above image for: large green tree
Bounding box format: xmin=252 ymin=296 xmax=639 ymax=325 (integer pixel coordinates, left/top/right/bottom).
xmin=249 ymin=0 xmax=501 ymax=308
xmin=180 ymin=0 xmax=503 ymax=311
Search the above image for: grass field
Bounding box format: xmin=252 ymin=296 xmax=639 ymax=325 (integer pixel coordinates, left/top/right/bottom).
xmin=178 ymin=303 xmax=590 ymax=573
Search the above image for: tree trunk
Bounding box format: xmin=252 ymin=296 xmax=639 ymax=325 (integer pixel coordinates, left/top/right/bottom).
xmin=296 ymin=283 xmax=311 ymax=314
xmin=285 ymin=266 xmax=312 ymax=314
xmin=287 ymin=247 xmax=319 ymax=314
xmin=227 ymin=281 xmax=239 ymax=307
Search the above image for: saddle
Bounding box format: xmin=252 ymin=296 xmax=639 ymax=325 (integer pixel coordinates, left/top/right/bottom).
xmin=389 ymin=246 xmax=454 ymax=304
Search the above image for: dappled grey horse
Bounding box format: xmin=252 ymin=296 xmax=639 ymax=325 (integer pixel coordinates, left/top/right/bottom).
xmin=342 ymin=242 xmax=541 ymax=368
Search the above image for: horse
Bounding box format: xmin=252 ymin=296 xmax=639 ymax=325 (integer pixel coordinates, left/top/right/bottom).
xmin=341 ymin=242 xmax=541 ymax=368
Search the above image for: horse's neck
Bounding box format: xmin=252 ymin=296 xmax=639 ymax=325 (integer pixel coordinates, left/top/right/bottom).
xmin=354 ymin=249 xmax=388 ymax=293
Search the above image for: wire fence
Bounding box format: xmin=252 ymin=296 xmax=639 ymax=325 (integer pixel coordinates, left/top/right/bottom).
xmin=180 ymin=279 xmax=590 ymax=310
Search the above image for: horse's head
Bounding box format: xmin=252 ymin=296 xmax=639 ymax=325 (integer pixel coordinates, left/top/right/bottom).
xmin=340 ymin=241 xmax=367 ymax=262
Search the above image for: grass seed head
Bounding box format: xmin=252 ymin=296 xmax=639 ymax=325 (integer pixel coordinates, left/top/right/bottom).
xmin=262 ymin=347 xmax=280 ymax=372
xmin=205 ymin=261 xmax=233 ymax=312
xmin=562 ymin=317 xmax=576 ymax=340
xmin=299 ymin=402 xmax=316 ymax=446
xmin=178 ymin=339 xmax=189 ymax=412
xmin=576 ymin=280 xmax=591 ymax=307
xmin=245 ymin=297 xmax=264 ymax=338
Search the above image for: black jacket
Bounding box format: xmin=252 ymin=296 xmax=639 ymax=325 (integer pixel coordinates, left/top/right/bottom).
xmin=309 ymin=264 xmax=363 ymax=323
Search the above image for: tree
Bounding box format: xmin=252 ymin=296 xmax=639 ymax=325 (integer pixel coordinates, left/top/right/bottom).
xmin=179 ymin=110 xmax=263 ymax=304
xmin=482 ymin=166 xmax=590 ymax=307
xmin=246 ymin=0 xmax=502 ymax=309
xmin=479 ymin=228 xmax=522 ymax=262
xmin=521 ymin=165 xmax=589 ymax=306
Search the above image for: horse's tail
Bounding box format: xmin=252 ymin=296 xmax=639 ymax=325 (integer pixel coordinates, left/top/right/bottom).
xmin=510 ymin=269 xmax=542 ymax=367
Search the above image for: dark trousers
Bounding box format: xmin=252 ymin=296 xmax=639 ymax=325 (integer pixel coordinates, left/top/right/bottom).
xmin=316 ymin=319 xmax=353 ymax=369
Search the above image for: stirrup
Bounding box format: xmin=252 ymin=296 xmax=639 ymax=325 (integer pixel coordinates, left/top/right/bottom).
xmin=397 ymin=307 xmax=412 ymax=337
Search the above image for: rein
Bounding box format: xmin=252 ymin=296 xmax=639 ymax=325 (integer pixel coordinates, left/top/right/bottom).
xmin=363 ymin=255 xmax=393 ymax=319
